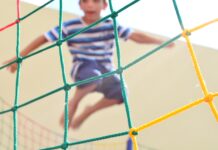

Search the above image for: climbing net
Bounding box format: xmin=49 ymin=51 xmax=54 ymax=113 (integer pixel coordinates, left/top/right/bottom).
xmin=0 ymin=97 xmax=94 ymax=150
xmin=1 ymin=97 xmax=147 ymax=150
xmin=0 ymin=0 xmax=217 ymax=150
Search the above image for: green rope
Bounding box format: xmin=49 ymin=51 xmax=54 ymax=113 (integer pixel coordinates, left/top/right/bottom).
xmin=56 ymin=0 xmax=70 ymax=149
xmin=0 ymin=0 xmax=179 ymax=149
xmin=172 ymin=0 xmax=184 ymax=30
xmin=108 ymin=0 xmax=133 ymax=129
xmin=13 ymin=14 xmax=21 ymax=150
xmin=0 ymin=0 xmax=56 ymax=71
xmin=20 ymin=0 xmax=55 ymax=21
xmin=123 ymin=34 xmax=181 ymax=70
xmin=63 ymin=1 xmax=139 ymax=43
xmin=0 ymin=1 xmax=138 ymax=71
xmin=40 ymin=131 xmax=129 ymax=150
xmin=0 ymin=70 xmax=118 ymax=115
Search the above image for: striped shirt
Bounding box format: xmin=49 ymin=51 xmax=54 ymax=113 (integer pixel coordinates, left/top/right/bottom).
xmin=44 ymin=18 xmax=133 ymax=63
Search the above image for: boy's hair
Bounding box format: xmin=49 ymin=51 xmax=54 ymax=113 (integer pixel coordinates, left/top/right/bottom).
xmin=79 ymin=0 xmax=107 ymax=3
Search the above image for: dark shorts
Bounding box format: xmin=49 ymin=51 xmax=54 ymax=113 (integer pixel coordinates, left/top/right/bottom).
xmin=71 ymin=60 xmax=124 ymax=102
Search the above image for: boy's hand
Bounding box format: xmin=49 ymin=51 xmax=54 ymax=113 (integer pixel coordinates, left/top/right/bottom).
xmin=3 ymin=57 xmax=18 ymax=73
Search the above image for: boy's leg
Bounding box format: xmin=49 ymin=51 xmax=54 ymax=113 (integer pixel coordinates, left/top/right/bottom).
xmin=71 ymin=97 xmax=122 ymax=129
xmin=59 ymin=84 xmax=97 ymax=128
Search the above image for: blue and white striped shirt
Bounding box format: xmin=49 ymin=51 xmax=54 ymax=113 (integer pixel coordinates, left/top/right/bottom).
xmin=44 ymin=18 xmax=133 ymax=62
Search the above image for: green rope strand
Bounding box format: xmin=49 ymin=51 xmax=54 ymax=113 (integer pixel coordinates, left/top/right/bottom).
xmin=63 ymin=1 xmax=139 ymax=43
xmin=40 ymin=131 xmax=129 ymax=150
xmin=0 ymin=0 xmax=56 ymax=71
xmin=56 ymin=0 xmax=70 ymax=149
xmin=0 ymin=60 xmax=17 ymax=70
xmin=0 ymin=43 xmax=56 ymax=70
xmin=0 ymin=1 xmax=138 ymax=71
xmin=123 ymin=34 xmax=181 ymax=70
xmin=20 ymin=0 xmax=55 ymax=21
xmin=13 ymin=14 xmax=21 ymax=150
xmin=0 ymin=69 xmax=118 ymax=116
xmin=108 ymin=0 xmax=134 ymax=129
xmin=172 ymin=0 xmax=184 ymax=30
xmin=0 ymin=0 xmax=180 ymax=149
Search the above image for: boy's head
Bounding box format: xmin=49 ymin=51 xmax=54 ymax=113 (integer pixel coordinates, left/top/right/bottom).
xmin=79 ymin=0 xmax=108 ymax=20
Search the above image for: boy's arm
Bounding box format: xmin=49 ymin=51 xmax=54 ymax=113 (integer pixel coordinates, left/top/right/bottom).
xmin=4 ymin=34 xmax=48 ymax=73
xmin=129 ymin=31 xmax=174 ymax=48
xmin=20 ymin=34 xmax=48 ymax=57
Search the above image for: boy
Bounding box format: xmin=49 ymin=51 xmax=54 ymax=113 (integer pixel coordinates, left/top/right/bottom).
xmin=4 ymin=0 xmax=174 ymax=129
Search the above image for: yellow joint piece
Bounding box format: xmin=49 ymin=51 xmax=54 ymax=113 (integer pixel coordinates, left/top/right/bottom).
xmin=182 ymin=29 xmax=191 ymax=37
xmin=129 ymin=128 xmax=139 ymax=150
xmin=204 ymin=93 xmax=214 ymax=103
xmin=129 ymin=128 xmax=138 ymax=138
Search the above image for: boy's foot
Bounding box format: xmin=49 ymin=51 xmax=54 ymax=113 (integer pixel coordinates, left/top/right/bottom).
xmin=71 ymin=117 xmax=83 ymax=129
xmin=71 ymin=105 xmax=92 ymax=129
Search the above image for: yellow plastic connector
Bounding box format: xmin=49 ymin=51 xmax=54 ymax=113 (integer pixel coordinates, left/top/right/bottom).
xmin=204 ymin=93 xmax=214 ymax=103
xmin=204 ymin=93 xmax=218 ymax=121
xmin=182 ymin=29 xmax=191 ymax=37
xmin=129 ymin=128 xmax=138 ymax=150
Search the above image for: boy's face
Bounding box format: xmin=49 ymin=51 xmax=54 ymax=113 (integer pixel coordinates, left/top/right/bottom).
xmin=79 ymin=0 xmax=107 ymax=19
